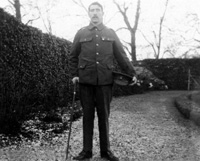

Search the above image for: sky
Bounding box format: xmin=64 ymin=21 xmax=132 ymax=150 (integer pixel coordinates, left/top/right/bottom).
xmin=1 ymin=0 xmax=199 ymax=59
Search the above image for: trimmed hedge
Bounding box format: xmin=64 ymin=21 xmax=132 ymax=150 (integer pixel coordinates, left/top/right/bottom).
xmin=174 ymin=92 xmax=200 ymax=126
xmin=0 ymin=8 xmax=73 ymax=133
xmin=143 ymin=58 xmax=200 ymax=90
xmin=113 ymin=58 xmax=200 ymax=97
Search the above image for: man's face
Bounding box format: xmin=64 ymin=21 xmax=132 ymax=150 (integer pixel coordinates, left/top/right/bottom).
xmin=88 ymin=4 xmax=104 ymax=25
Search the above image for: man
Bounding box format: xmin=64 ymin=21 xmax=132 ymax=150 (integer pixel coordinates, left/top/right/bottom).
xmin=69 ymin=2 xmax=137 ymax=161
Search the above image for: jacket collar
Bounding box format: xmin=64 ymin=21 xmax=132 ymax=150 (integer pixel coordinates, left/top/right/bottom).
xmin=88 ymin=23 xmax=104 ymax=31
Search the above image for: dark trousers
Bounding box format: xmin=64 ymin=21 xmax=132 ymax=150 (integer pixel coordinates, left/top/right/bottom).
xmin=79 ymin=84 xmax=113 ymax=152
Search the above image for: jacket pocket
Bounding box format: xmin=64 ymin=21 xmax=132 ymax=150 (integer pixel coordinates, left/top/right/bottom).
xmin=80 ymin=37 xmax=93 ymax=43
xmin=101 ymin=37 xmax=114 ymax=42
xmin=101 ymin=36 xmax=114 ymax=55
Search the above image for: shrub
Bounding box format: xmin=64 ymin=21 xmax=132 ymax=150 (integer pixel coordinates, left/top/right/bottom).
xmin=143 ymin=58 xmax=200 ymax=90
xmin=0 ymin=8 xmax=73 ymax=133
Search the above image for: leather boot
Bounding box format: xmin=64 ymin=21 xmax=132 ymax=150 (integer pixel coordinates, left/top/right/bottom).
xmin=73 ymin=150 xmax=92 ymax=160
xmin=101 ymin=150 xmax=119 ymax=161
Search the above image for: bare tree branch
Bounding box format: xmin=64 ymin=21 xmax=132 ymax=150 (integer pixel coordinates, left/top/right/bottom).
xmin=115 ymin=27 xmax=128 ymax=32
xmin=8 ymin=0 xmax=14 ymax=6
xmin=194 ymin=39 xmax=200 ymax=43
xmin=25 ymin=16 xmax=40 ymax=25
xmin=113 ymin=0 xmax=141 ymax=62
xmin=123 ymin=45 xmax=131 ymax=55
xmin=35 ymin=6 xmax=50 ymax=34
xmin=104 ymin=11 xmax=119 ymax=25
xmin=152 ymin=31 xmax=157 ymax=45
xmin=162 ymin=50 xmax=176 ymax=58
xmin=138 ymin=29 xmax=157 ymax=56
xmin=72 ymin=0 xmax=88 ymax=13
xmin=156 ymin=0 xmax=169 ymax=59
xmin=113 ymin=0 xmax=132 ymax=31
xmin=122 ymin=39 xmax=132 ymax=46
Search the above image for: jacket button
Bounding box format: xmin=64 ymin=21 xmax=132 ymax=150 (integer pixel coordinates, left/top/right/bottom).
xmin=96 ymin=52 xmax=99 ymax=55
xmin=96 ymin=44 xmax=99 ymax=46
xmin=96 ymin=35 xmax=99 ymax=37
xmin=96 ymin=62 xmax=99 ymax=64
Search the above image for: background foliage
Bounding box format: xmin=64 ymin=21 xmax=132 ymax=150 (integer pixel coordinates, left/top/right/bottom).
xmin=143 ymin=58 xmax=200 ymax=90
xmin=0 ymin=8 xmax=73 ymax=133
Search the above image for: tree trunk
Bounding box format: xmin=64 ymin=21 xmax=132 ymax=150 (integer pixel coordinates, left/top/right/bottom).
xmin=14 ymin=0 xmax=21 ymax=22
xmin=131 ymin=32 xmax=137 ymax=62
xmin=113 ymin=0 xmax=140 ymax=62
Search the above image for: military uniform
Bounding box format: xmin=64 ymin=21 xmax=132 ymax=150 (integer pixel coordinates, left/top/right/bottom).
xmin=69 ymin=23 xmax=136 ymax=153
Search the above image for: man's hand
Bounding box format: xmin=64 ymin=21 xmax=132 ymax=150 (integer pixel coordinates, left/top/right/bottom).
xmin=129 ymin=76 xmax=137 ymax=86
xmin=72 ymin=77 xmax=79 ymax=84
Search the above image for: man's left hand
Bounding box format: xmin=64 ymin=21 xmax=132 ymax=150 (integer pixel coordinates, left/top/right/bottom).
xmin=129 ymin=76 xmax=137 ymax=86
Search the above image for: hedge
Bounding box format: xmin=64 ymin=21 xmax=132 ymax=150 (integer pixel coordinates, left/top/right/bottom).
xmin=143 ymin=58 xmax=200 ymax=90
xmin=0 ymin=8 xmax=73 ymax=133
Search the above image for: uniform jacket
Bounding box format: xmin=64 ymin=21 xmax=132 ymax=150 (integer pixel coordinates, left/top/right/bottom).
xmin=69 ymin=23 xmax=136 ymax=85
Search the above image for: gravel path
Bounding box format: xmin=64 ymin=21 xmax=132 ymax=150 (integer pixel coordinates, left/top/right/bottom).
xmin=0 ymin=91 xmax=200 ymax=161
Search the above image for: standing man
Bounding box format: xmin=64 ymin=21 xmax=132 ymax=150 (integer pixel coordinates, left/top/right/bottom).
xmin=69 ymin=2 xmax=137 ymax=161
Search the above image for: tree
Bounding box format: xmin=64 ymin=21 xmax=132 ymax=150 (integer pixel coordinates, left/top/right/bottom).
xmin=176 ymin=13 xmax=200 ymax=58
xmin=71 ymin=0 xmax=88 ymax=13
xmin=139 ymin=0 xmax=169 ymax=59
xmin=6 ymin=0 xmax=41 ymax=25
xmin=113 ymin=0 xmax=141 ymax=62
xmin=6 ymin=0 xmax=60 ymax=34
xmin=155 ymin=0 xmax=169 ymax=59
xmin=8 ymin=0 xmax=22 ymax=22
xmin=35 ymin=5 xmax=53 ymax=34
xmin=187 ymin=13 xmax=200 ymax=54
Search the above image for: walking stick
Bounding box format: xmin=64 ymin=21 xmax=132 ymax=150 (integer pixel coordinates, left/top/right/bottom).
xmin=65 ymin=81 xmax=77 ymax=160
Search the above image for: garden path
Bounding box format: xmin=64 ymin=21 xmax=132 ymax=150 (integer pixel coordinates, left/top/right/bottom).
xmin=0 ymin=91 xmax=200 ymax=161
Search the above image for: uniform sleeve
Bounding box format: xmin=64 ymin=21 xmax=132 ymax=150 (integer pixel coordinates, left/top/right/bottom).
xmin=111 ymin=29 xmax=136 ymax=77
xmin=69 ymin=30 xmax=81 ymax=78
